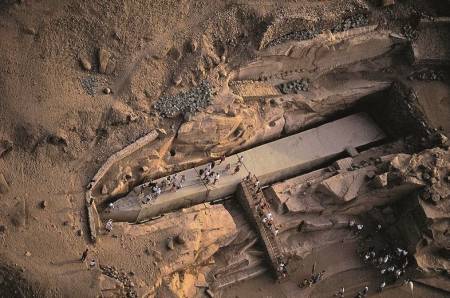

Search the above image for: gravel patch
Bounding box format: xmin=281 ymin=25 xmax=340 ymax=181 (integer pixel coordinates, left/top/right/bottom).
xmin=154 ymin=81 xmax=213 ymax=118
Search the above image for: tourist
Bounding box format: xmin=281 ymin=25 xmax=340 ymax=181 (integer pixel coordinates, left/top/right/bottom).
xmin=233 ymin=165 xmax=240 ymax=174
xmin=378 ymin=281 xmax=386 ymax=292
xmin=362 ymin=286 xmax=368 ymax=295
xmin=180 ymin=175 xmax=186 ymax=184
xmin=210 ymin=160 xmax=216 ymax=169
xmin=89 ymin=259 xmax=96 ymax=270
xmin=225 ymin=163 xmax=231 ymax=172
xmin=219 ymin=154 xmax=226 ymax=164
xmin=80 ymin=248 xmax=89 ymax=262
xmin=108 ymin=202 xmax=114 ymax=209
xmin=348 ymin=220 xmax=355 ymax=228
xmin=213 ymin=173 xmax=220 ymax=185
xmin=335 ymin=287 xmax=345 ymax=297
xmin=237 ymin=155 xmax=244 ymax=165
xmin=143 ymin=193 xmax=153 ymax=204
xmin=105 ymin=219 xmax=113 ymax=233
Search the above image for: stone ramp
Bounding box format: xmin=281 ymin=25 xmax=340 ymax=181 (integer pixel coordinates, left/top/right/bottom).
xmin=107 ymin=112 xmax=386 ymax=222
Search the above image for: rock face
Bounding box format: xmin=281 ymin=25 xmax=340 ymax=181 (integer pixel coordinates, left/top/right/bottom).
xmin=387 ymin=148 xmax=450 ymax=273
xmin=121 ymin=203 xmax=236 ymax=277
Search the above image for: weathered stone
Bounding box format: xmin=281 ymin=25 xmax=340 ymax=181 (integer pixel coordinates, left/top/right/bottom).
xmin=173 ymin=75 xmax=182 ymax=86
xmin=333 ymin=157 xmax=353 ymax=171
xmin=0 ymin=225 xmax=6 ymax=233
xmin=101 ymin=185 xmax=108 ymax=195
xmin=76 ymin=229 xmax=83 ymax=236
xmin=345 ymin=146 xmax=359 ymax=157
xmin=382 ymin=0 xmax=395 ymax=7
xmin=189 ymin=40 xmax=198 ymax=52
xmin=167 ymin=237 xmax=175 ymax=250
xmin=373 ymin=173 xmax=388 ymax=188
xmin=79 ymin=57 xmax=92 ymax=71
xmin=205 ymin=288 xmax=215 ymax=298
xmin=40 ymin=200 xmax=48 ymax=209
xmin=175 ymin=233 xmax=186 ymax=245
xmin=0 ymin=140 xmax=13 ymax=158
xmin=107 ymin=102 xmax=138 ymax=126
xmin=25 ymin=251 xmax=31 ymax=257
xmin=152 ymin=249 xmax=162 ymax=261
xmin=98 ymin=48 xmax=111 ymax=74
xmin=0 ymin=173 xmax=10 ymax=194
xmin=103 ymin=87 xmax=111 ymax=94
xmin=317 ymin=169 xmax=367 ymax=202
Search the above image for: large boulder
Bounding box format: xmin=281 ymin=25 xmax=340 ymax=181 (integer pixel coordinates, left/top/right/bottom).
xmin=317 ymin=168 xmax=369 ymax=203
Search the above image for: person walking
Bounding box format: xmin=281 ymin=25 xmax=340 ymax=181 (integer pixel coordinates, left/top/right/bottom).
xmin=80 ymin=248 xmax=89 ymax=262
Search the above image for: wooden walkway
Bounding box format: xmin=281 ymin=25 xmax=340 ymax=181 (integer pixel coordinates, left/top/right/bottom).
xmin=236 ymin=176 xmax=286 ymax=280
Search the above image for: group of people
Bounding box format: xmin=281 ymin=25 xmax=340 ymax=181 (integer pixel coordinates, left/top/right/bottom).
xmin=249 ymin=175 xmax=279 ymax=236
xmin=277 ymin=258 xmax=288 ymax=278
xmin=360 ymin=245 xmax=409 ymax=292
xmin=334 ymin=286 xmax=368 ymax=298
xmin=139 ymin=174 xmax=187 ymax=204
xmin=299 ymin=270 xmax=326 ymax=288
xmin=200 ymin=161 xmax=221 ymax=185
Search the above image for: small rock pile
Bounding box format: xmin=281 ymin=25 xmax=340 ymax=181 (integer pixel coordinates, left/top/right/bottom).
xmin=267 ymin=29 xmax=320 ymax=47
xmin=332 ymin=14 xmax=369 ymax=33
xmin=100 ymin=265 xmax=137 ymax=298
xmin=154 ymin=81 xmax=213 ymax=118
xmin=408 ymin=69 xmax=445 ymax=81
xmin=401 ymin=24 xmax=418 ymax=41
xmin=278 ymin=79 xmax=309 ymax=94
xmin=80 ymin=76 xmax=97 ymax=96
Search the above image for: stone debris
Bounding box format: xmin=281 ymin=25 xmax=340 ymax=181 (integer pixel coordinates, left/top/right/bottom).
xmin=80 ymin=76 xmax=97 ymax=96
xmin=408 ymin=69 xmax=445 ymax=81
xmin=40 ymin=200 xmax=48 ymax=209
xmin=318 ymin=169 xmax=367 ymax=202
xmin=98 ymin=48 xmax=111 ymax=74
xmin=79 ymin=56 xmax=92 ymax=71
xmin=100 ymin=265 xmax=137 ymax=298
xmin=0 ymin=140 xmax=13 ymax=158
xmin=107 ymin=102 xmax=138 ymax=126
xmin=205 ymin=288 xmax=215 ymax=298
xmin=334 ymin=157 xmax=353 ymax=171
xmin=101 ymin=185 xmax=108 ymax=195
xmin=0 ymin=173 xmax=10 ymax=194
xmin=345 ymin=146 xmax=359 ymax=157
xmin=268 ymin=29 xmax=320 ymax=47
xmin=167 ymin=237 xmax=175 ymax=250
xmin=373 ymin=173 xmax=388 ymax=188
xmin=401 ymin=24 xmax=417 ymax=41
xmin=103 ymin=87 xmax=111 ymax=94
xmin=382 ymin=0 xmax=395 ymax=7
xmin=154 ymin=81 xmax=213 ymax=118
xmin=331 ymin=14 xmax=369 ymax=33
xmin=25 ymin=251 xmax=31 ymax=257
xmin=175 ymin=233 xmax=186 ymax=245
xmin=277 ymin=79 xmax=309 ymax=94
xmin=0 ymin=224 xmax=6 ymax=233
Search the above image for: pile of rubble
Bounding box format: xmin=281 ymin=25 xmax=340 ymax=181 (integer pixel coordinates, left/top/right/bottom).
xmin=154 ymin=81 xmax=213 ymax=118
xmin=267 ymin=29 xmax=320 ymax=47
xmin=100 ymin=265 xmax=137 ymax=298
xmin=408 ymin=69 xmax=445 ymax=81
xmin=332 ymin=14 xmax=369 ymax=33
xmin=278 ymin=79 xmax=309 ymax=94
